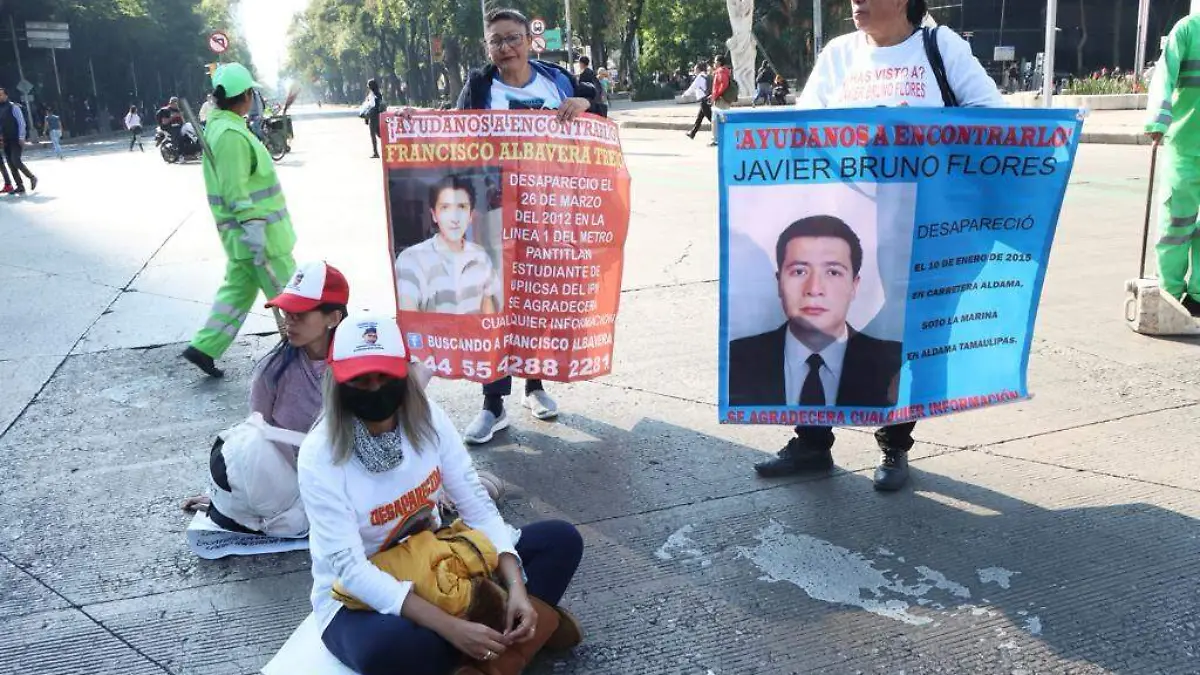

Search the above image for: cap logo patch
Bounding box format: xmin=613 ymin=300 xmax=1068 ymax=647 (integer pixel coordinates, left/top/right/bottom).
xmin=354 ymin=321 xmax=384 ymax=353
xmin=287 ymin=270 xmax=304 ymax=290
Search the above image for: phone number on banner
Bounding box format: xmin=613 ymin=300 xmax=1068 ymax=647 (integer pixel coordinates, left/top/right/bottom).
xmin=420 ymin=354 xmax=612 ymax=381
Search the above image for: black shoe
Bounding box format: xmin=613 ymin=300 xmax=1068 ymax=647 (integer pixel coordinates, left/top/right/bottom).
xmin=12 ymin=185 xmax=25 ymax=194
xmin=686 ymin=131 xmax=696 ymax=139
xmin=1182 ymin=295 xmax=1200 ymax=317
xmin=754 ymin=438 xmax=834 ymax=478
xmin=29 ymin=176 xmax=37 ymax=192
xmin=182 ymin=346 xmax=225 ymax=378
xmin=872 ymin=450 xmax=909 ymax=491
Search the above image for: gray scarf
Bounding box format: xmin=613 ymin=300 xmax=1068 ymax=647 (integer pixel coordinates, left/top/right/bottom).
xmin=353 ymin=419 xmax=406 ymax=473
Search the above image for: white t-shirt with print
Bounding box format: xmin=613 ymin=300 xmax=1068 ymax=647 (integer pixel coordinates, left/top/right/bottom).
xmin=489 ymin=71 xmax=564 ymax=110
xmin=298 ymin=400 xmax=519 ymax=631
xmin=797 ymin=28 xmax=1004 ymax=109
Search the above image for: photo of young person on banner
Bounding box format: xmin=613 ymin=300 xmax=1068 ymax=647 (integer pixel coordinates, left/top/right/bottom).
xmin=719 ymin=106 xmax=1083 ymax=431
xmin=383 ymin=109 xmax=631 ymax=385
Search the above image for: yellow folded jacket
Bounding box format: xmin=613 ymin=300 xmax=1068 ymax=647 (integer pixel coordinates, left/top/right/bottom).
xmin=332 ymin=520 xmax=500 ymax=616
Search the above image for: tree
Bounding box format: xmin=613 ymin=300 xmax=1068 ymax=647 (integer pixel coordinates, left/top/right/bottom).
xmin=0 ymin=0 xmax=249 ymax=129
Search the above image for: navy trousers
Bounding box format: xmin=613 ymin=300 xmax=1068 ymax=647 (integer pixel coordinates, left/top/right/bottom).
xmin=322 ymin=520 xmax=583 ymax=675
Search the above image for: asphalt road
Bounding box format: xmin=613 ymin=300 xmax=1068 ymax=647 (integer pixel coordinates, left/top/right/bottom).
xmin=0 ymin=115 xmax=1197 ymax=675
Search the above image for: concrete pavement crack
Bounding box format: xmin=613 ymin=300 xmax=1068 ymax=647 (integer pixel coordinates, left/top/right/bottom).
xmin=0 ymin=207 xmax=199 ymax=442
xmin=0 ymin=551 xmax=177 ymax=674
xmin=975 ymin=447 xmax=1200 ymax=495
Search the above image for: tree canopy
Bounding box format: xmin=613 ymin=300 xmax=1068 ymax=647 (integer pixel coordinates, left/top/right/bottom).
xmin=0 ymin=0 xmax=249 ymax=125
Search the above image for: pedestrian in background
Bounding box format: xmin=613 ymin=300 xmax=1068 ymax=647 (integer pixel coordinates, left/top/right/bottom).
xmin=42 ymin=106 xmax=64 ymax=160
xmin=753 ymin=61 xmax=776 ymax=106
xmin=363 ymin=79 xmax=385 ymax=159
xmin=708 ymin=55 xmax=735 ymax=147
xmin=0 ymin=88 xmax=37 ymax=194
xmin=182 ymin=63 xmax=297 ymax=379
xmin=684 ymin=62 xmax=711 ymax=140
xmin=0 ymin=113 xmax=12 ymax=194
xmin=752 ymin=0 xmax=1002 ymax=491
xmin=125 ymin=105 xmax=144 ymax=152
xmin=771 ymin=73 xmax=791 ymax=105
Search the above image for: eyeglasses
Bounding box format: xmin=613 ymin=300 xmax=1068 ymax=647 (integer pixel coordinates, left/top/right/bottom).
xmin=485 ymin=33 xmax=526 ymax=50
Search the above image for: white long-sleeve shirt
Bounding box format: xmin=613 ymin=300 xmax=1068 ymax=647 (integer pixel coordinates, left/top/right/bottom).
xmin=298 ymin=399 xmax=519 ymax=631
xmin=124 ymin=112 xmax=142 ymax=129
xmin=798 ymin=27 xmax=1004 ymax=109
xmin=683 ymin=73 xmax=709 ymax=100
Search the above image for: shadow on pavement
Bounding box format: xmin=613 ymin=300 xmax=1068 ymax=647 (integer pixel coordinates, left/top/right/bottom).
xmin=482 ymin=411 xmax=1200 ymax=675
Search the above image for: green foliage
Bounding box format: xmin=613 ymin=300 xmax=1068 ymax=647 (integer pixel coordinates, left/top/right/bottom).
xmin=0 ymin=0 xmax=248 ymax=122
xmin=638 ymin=0 xmax=728 ymax=76
xmin=1063 ymin=77 xmax=1144 ymax=95
xmin=629 ymin=73 xmax=674 ymax=101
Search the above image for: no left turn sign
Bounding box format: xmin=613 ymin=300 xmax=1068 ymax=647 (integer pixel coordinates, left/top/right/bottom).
xmin=531 ymin=18 xmax=546 ymax=35
xmin=209 ymin=31 xmax=229 ymax=54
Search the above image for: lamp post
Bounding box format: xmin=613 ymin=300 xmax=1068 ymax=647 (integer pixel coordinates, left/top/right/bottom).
xmin=1043 ymin=0 xmax=1057 ymax=107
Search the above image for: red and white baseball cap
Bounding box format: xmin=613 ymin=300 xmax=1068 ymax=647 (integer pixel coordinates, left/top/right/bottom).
xmin=329 ymin=311 xmax=409 ymax=383
xmin=266 ymin=261 xmax=350 ymax=314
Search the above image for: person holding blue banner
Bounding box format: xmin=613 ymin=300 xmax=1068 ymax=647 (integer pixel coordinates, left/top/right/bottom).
xmin=752 ymin=0 xmax=1003 ymax=491
xmin=1145 ymin=13 xmax=1200 ymax=317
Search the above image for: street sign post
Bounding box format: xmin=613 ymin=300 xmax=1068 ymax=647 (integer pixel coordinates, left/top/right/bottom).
xmin=26 ymin=21 xmax=70 ymax=49
xmin=209 ymin=31 xmax=230 ymax=55
xmin=26 ymin=22 xmax=70 ymax=97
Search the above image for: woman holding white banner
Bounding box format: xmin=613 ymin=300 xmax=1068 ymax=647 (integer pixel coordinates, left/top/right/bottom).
xmin=752 ymin=0 xmax=1003 ymax=490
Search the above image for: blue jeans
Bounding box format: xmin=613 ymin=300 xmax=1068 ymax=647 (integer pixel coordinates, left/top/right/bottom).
xmin=322 ymin=520 xmax=584 ymax=675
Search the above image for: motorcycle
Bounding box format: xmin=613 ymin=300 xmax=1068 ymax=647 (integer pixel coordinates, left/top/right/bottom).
xmin=252 ymin=89 xmax=299 ymax=162
xmin=254 ymin=113 xmax=293 ymax=161
xmin=156 ymin=121 xmax=202 ymax=164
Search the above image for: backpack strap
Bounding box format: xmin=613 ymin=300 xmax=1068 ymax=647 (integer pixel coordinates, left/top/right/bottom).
xmin=922 ymin=26 xmax=960 ymax=108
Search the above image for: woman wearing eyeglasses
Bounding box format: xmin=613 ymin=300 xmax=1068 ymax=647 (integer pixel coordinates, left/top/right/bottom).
xmin=451 ymin=7 xmax=605 ymax=445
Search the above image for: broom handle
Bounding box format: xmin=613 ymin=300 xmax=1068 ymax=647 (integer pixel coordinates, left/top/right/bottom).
xmin=1141 ymin=141 xmax=1159 ymax=280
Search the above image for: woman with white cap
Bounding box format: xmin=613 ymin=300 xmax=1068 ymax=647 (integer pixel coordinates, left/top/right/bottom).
xmin=301 ymin=311 xmax=584 ymax=675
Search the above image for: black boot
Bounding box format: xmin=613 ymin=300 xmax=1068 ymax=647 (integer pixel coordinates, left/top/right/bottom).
xmin=182 ymin=346 xmax=225 ymax=378
xmin=872 ymin=449 xmax=909 ymax=491
xmin=1181 ymin=294 xmax=1200 ymax=317
xmin=754 ymin=437 xmax=834 ymax=478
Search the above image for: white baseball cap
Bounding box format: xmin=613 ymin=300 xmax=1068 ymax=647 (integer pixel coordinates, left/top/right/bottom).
xmin=266 ymin=261 xmax=350 ymax=313
xmin=328 ymin=311 xmax=409 ymax=383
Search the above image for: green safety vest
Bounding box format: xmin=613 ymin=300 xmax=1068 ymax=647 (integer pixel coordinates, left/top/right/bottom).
xmin=1146 ymin=14 xmax=1200 ymax=150
xmin=203 ymin=108 xmax=297 ymax=261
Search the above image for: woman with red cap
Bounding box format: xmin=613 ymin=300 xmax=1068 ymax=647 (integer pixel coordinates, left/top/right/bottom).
xmin=181 ymin=261 xmax=351 ymax=519
xmin=300 ymin=310 xmax=584 ymax=675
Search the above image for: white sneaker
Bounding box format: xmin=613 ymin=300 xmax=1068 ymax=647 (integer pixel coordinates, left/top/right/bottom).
xmin=523 ymin=390 xmax=559 ymax=420
xmin=463 ymin=409 xmax=508 ymax=445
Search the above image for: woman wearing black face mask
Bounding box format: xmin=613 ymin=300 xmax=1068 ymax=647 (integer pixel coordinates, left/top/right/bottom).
xmin=298 ymin=311 xmax=585 ymax=675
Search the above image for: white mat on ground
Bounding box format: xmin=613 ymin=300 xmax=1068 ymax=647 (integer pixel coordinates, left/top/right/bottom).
xmin=186 ymin=511 xmax=310 ymax=560
xmin=262 ymin=613 xmax=357 ymax=675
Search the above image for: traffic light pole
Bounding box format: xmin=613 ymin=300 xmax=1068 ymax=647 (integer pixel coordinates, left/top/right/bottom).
xmin=564 ymin=0 xmax=573 ymax=63
xmin=1042 ymin=0 xmax=1057 ymax=107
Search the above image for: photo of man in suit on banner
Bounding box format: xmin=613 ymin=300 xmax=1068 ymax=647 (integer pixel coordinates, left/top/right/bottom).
xmin=728 ymin=215 xmax=902 ymax=409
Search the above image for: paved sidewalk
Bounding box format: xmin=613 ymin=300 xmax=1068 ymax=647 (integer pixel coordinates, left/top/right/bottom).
xmin=612 ymin=100 xmax=1153 ymax=144
xmin=0 ymin=120 xmax=1196 ymax=675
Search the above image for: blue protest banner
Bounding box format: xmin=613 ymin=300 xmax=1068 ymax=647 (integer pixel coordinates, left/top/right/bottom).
xmin=718 ymin=107 xmax=1083 ymax=426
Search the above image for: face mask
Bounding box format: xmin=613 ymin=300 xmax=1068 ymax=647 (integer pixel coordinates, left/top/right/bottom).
xmin=339 ymin=379 xmax=407 ymax=422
